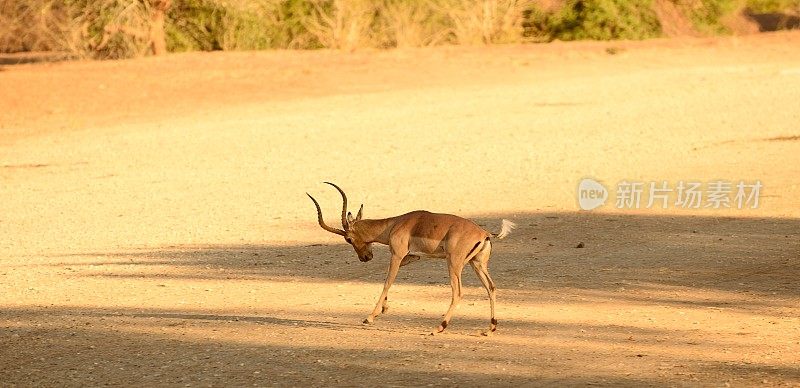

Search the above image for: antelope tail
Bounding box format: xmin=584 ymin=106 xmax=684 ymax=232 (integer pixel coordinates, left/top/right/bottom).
xmin=493 ymin=219 xmax=516 ymax=239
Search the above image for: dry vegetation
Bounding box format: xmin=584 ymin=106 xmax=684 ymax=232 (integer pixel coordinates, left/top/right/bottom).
xmin=2 ymin=0 xmax=799 ymax=59
xmin=0 ymin=0 xmax=533 ymax=57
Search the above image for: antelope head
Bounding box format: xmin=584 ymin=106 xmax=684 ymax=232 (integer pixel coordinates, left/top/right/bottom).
xmin=307 ymin=182 xmax=372 ymax=262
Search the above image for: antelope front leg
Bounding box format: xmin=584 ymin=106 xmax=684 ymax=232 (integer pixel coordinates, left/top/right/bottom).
xmin=363 ymin=255 xmax=402 ymax=324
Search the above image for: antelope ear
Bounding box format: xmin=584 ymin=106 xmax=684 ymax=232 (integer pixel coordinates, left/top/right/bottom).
xmin=355 ymin=204 xmax=363 ymax=221
xmin=346 ymin=211 xmax=355 ymax=223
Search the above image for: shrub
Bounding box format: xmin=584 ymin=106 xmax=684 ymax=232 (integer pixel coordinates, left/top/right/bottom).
xmin=527 ymin=0 xmax=662 ymax=41
xmin=676 ymin=0 xmax=740 ymax=34
xmin=746 ymin=0 xmax=800 ymax=12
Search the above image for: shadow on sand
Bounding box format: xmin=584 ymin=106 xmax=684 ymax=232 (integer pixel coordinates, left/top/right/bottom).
xmin=41 ymin=211 xmax=799 ymax=300
xmin=2 ymin=302 xmax=800 ymax=386
xmin=3 ymin=211 xmax=798 ymax=385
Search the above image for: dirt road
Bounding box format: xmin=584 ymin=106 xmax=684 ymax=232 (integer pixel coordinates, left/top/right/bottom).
xmin=1 ymin=32 xmax=799 ymax=386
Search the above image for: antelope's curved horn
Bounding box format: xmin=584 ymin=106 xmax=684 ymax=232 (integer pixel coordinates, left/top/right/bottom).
xmin=306 ymin=193 xmax=346 ymax=236
xmin=323 ymin=182 xmax=348 ymax=229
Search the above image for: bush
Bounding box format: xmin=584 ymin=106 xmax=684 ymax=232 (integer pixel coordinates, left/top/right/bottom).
xmin=527 ymin=0 xmax=662 ymax=41
xmin=67 ymin=0 xmax=154 ymax=59
xmin=166 ymin=0 xmax=321 ymax=52
xmin=746 ymin=0 xmax=800 ymax=12
xmin=677 ymin=0 xmax=740 ymax=35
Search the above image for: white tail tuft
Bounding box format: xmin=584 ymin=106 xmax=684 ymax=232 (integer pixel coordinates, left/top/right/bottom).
xmin=495 ymin=219 xmax=516 ymax=239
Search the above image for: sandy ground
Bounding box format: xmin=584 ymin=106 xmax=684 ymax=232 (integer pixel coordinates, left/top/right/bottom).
xmin=1 ymin=32 xmax=799 ymax=386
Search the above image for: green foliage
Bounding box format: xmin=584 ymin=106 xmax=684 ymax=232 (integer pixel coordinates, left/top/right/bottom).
xmin=680 ymin=0 xmax=739 ymax=35
xmin=165 ymin=0 xmax=321 ymax=52
xmin=166 ymin=0 xmax=223 ymax=51
xmin=746 ymin=0 xmax=800 ymax=12
xmin=528 ymin=0 xmax=662 ymax=41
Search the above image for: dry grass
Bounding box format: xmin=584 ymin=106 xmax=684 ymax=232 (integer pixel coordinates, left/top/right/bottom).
xmin=0 ymin=0 xmax=72 ymax=53
xmin=2 ymin=0 xmax=799 ymax=58
xmin=0 ymin=0 xmax=531 ymax=57
xmin=301 ymin=0 xmax=530 ymax=50
xmin=379 ymin=1 xmax=451 ymax=48
xmin=0 ymin=0 xmax=154 ymax=59
xmin=304 ymin=0 xmax=376 ymax=50
xmin=444 ymin=0 xmax=531 ymax=44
